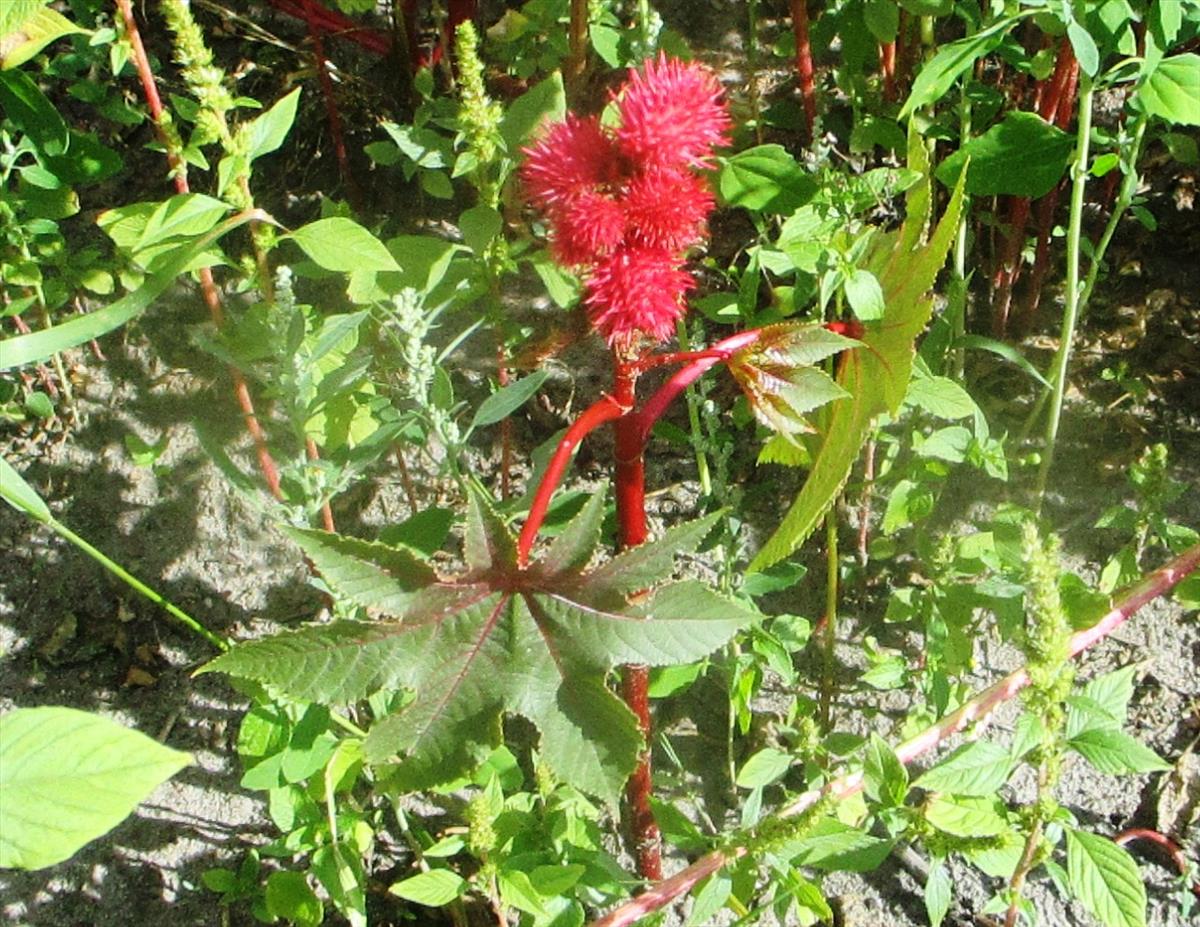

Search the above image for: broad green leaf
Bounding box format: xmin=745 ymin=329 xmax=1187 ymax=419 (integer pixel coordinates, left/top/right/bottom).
xmin=1066 ymin=829 xmax=1147 ymax=927
xmin=1138 ymin=54 xmax=1200 ymax=126
xmin=899 ymin=16 xmax=1023 ymax=118
xmin=286 ymin=218 xmax=400 ymax=273
xmin=0 ymin=455 xmax=51 ymax=522
xmin=936 ymin=111 xmax=1073 ymax=198
xmin=0 ymin=1 xmax=85 ymax=71
xmin=499 ymin=869 xmax=548 ymax=916
xmin=953 ymin=334 xmax=1051 ymax=388
xmin=914 ymin=740 xmax=1013 ymax=797
xmin=583 ymin=510 xmax=722 ymax=602
xmin=265 ymin=871 xmax=323 ymax=927
xmin=389 ymin=869 xmax=467 ymax=906
xmin=542 ymin=486 xmax=606 ymax=575
xmin=202 ymin=490 xmax=752 ymax=801
xmin=1068 ymin=728 xmax=1171 ymax=775
xmin=925 ymin=858 xmax=952 ymax=927
xmin=750 ymin=126 xmax=967 ymax=571
xmin=0 ymin=707 xmax=191 ymax=869
xmin=470 ymin=370 xmax=549 ymax=429
xmin=718 ymin=145 xmax=818 ymax=214
xmin=0 ymin=68 xmax=68 ymax=155
xmin=925 ymin=794 xmax=1007 ymax=837
xmin=500 ymin=72 xmax=566 ymax=151
xmin=686 ymin=872 xmax=732 ymax=927
xmin=458 ymin=204 xmax=502 ymax=256
xmin=1068 ymin=20 xmax=1101 ymax=76
xmin=863 ymin=733 xmax=908 ymax=807
xmin=905 ymin=373 xmax=978 ymax=419
xmin=786 ymin=818 xmax=894 ymax=871
xmin=845 ymin=268 xmax=885 ymax=321
xmin=736 ymin=747 xmax=793 ymax=788
xmin=245 ymin=87 xmax=301 ymax=161
xmin=1075 ymin=665 xmax=1137 ymax=729
xmin=132 ymin=193 xmax=232 ymax=255
xmin=1 ymin=210 xmax=264 ymax=371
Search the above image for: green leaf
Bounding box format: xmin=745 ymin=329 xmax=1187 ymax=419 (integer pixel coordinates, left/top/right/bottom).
xmin=389 ymin=869 xmax=467 ymax=906
xmin=1 ymin=210 xmax=263 ymax=371
xmin=499 ymin=869 xmax=548 ymax=916
xmin=924 ymin=858 xmax=952 ymax=927
xmin=202 ymin=489 xmax=752 ymax=801
xmin=583 ymin=510 xmax=722 ymax=602
xmin=845 ymin=268 xmax=885 ymax=321
xmin=1077 ymin=665 xmax=1137 ymax=728
xmin=1138 ymin=54 xmax=1200 ymax=126
xmin=458 ymin=204 xmax=502 ymax=256
xmin=0 ymin=455 xmax=51 ymax=522
xmin=751 ymin=125 xmax=967 ymax=571
xmin=245 ymin=87 xmax=301 ymax=161
xmin=786 ymin=818 xmax=894 ymax=871
xmin=1068 ymin=729 xmax=1171 ymax=775
xmin=0 ymin=1 xmax=86 ymax=71
xmin=936 ymin=111 xmax=1073 ymax=198
xmin=899 ymin=16 xmax=1022 ymax=118
xmin=0 ymin=68 xmax=68 ymax=155
xmin=905 ymin=373 xmax=978 ymax=419
xmin=863 ymin=733 xmax=908 ymax=807
xmin=914 ymin=740 xmax=1012 ymax=797
xmin=1068 ymin=20 xmax=1101 ymax=77
xmin=718 ymin=145 xmax=818 ymax=214
xmin=0 ymin=707 xmax=191 ymax=870
xmin=542 ymin=485 xmax=605 ymax=576
xmin=501 ymin=72 xmax=566 ymax=152
xmin=925 ymin=794 xmax=1007 ymax=837
xmin=286 ymin=218 xmax=401 ymax=273
xmin=1066 ymin=829 xmax=1147 ymax=927
xmin=736 ymin=747 xmax=793 ymax=788
xmin=470 ymin=370 xmax=549 ymax=429
xmin=953 ymin=334 xmax=1051 ymax=388
xmin=863 ymin=0 xmax=899 ymax=42
xmin=265 ymin=871 xmax=323 ymax=927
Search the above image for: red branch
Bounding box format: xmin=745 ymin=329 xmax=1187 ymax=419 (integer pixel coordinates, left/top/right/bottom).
xmin=589 ymin=542 xmax=1200 ymax=927
xmin=264 ymin=0 xmax=392 ymax=56
xmin=307 ymin=24 xmax=364 ymax=214
xmin=1115 ymin=829 xmax=1200 ymax=897
xmin=516 ymin=395 xmax=627 ymax=566
xmin=115 ymin=0 xmax=283 ymax=502
xmin=789 ymin=0 xmax=817 ymax=142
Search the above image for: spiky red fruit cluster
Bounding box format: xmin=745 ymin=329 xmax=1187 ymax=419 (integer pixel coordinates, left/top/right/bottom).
xmin=521 ymin=55 xmax=730 ymax=348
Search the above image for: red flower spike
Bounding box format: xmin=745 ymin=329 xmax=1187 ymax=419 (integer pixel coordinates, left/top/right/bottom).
xmin=585 ymin=248 xmax=695 ymax=347
xmin=616 ymin=54 xmax=731 ymax=171
xmin=550 ymin=192 xmax=627 ymax=266
xmin=623 ymin=169 xmax=715 ymax=253
xmin=521 ymin=115 xmax=620 ymax=210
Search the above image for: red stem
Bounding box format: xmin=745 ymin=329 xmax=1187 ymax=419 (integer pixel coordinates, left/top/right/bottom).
xmin=498 ymin=347 xmax=512 ymax=500
xmin=264 ymin=0 xmax=392 ymax=56
xmin=632 ymin=330 xmax=761 ymax=445
xmin=1114 ymin=829 xmax=1200 ymax=897
xmin=611 ymin=357 xmax=662 ymax=881
xmin=307 ymin=22 xmax=365 ymax=214
xmin=115 ymin=0 xmax=283 ymax=502
xmin=589 ymin=542 xmax=1200 ymax=927
xmin=516 ymin=395 xmax=627 ymax=566
xmin=789 ymin=0 xmax=817 ymax=143
xmin=305 ymin=437 xmax=336 ymax=532
xmin=880 ymin=40 xmax=896 ymax=102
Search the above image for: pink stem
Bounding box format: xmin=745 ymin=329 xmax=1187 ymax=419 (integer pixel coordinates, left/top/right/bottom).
xmin=589 ymin=542 xmax=1200 ymax=927
xmin=1114 ymin=829 xmax=1200 ymax=897
xmin=516 ymin=395 xmax=627 ymax=566
xmin=632 ymin=330 xmax=761 ymax=445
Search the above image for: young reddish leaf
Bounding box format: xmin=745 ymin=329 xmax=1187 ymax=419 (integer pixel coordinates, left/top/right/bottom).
xmin=202 ymin=491 xmax=754 ymax=801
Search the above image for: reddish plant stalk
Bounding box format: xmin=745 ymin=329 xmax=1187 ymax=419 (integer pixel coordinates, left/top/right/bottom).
xmin=991 ymin=38 xmax=1076 ymax=336
xmin=879 ymin=40 xmax=897 ymax=102
xmin=305 ymin=437 xmax=336 ymax=532
xmin=264 ymin=0 xmax=392 ymax=56
xmin=497 ymin=347 xmax=513 ymax=500
xmin=589 ymin=542 xmax=1200 ymax=927
xmin=1114 ymin=829 xmax=1200 ymax=897
xmin=115 ymin=0 xmax=283 ymax=502
xmin=789 ymin=0 xmax=817 ymax=142
xmin=565 ymin=0 xmax=589 ymax=97
xmin=611 ymin=357 xmax=661 ymax=881
xmin=516 ymin=395 xmax=627 ymax=566
xmin=307 ymin=23 xmax=364 ymax=215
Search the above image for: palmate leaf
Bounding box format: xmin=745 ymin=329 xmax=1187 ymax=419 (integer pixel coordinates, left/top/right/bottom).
xmin=202 ymin=490 xmax=754 ymax=801
xmin=728 ymin=324 xmax=858 ymax=441
xmin=749 ymin=125 xmax=968 ymax=572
